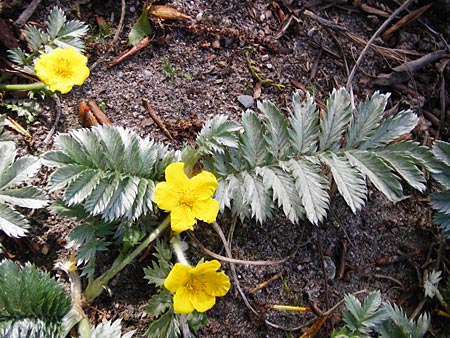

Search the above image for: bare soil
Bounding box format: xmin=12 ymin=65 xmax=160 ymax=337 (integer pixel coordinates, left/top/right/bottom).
xmin=1 ymin=0 xmax=450 ymax=337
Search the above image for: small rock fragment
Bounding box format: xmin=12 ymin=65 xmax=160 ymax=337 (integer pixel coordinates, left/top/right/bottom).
xmin=237 ymin=95 xmax=255 ymax=109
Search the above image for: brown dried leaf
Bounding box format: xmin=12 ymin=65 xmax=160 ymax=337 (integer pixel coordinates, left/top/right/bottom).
xmin=149 ymin=5 xmax=192 ymax=21
xmin=299 ymin=316 xmax=328 ymax=338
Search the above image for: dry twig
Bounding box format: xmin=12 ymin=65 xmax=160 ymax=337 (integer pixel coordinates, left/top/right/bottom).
xmin=345 ymin=0 xmax=415 ymax=91
xmin=14 ymin=0 xmax=42 ymax=26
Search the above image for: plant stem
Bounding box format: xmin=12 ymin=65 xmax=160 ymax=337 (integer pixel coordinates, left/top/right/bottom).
xmin=0 ymin=82 xmax=46 ymax=91
xmin=84 ymin=216 xmax=170 ymax=302
xmin=171 ymin=233 xmax=190 ymax=266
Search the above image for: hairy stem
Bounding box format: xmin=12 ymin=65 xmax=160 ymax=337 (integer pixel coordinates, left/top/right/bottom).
xmin=0 ymin=82 xmax=46 ymax=91
xmin=171 ymin=233 xmax=190 ymax=266
xmin=84 ymin=216 xmax=170 ymax=302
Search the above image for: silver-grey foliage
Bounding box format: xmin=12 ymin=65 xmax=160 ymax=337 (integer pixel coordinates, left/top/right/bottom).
xmin=43 ymin=125 xmax=178 ymax=222
xmin=430 ymin=140 xmax=450 ymax=238
xmin=202 ymin=88 xmax=439 ymax=225
xmin=0 ymin=116 xmax=49 ymax=237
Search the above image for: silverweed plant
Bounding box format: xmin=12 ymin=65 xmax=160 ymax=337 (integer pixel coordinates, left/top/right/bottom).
xmin=31 ymin=87 xmax=444 ymax=337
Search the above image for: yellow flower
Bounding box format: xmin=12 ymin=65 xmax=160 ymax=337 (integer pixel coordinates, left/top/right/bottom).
xmin=34 ymin=47 xmax=89 ymax=94
xmin=153 ymin=162 xmax=220 ymax=233
xmin=164 ymin=260 xmax=231 ymax=314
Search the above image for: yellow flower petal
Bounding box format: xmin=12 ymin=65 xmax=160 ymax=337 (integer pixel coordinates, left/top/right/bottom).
xmin=189 ymin=171 xmax=219 ymax=200
xmin=164 ymin=162 xmax=189 ymax=190
xmin=173 ymin=286 xmax=195 ymax=314
xmin=190 ymin=289 xmax=216 ymax=313
xmin=203 ymin=271 xmax=231 ymax=297
xmin=193 ymin=259 xmax=221 ymax=275
xmin=164 ymin=263 xmax=191 ymax=292
xmin=192 ymin=198 xmax=219 ymax=223
xmin=153 ymin=182 xmax=179 ymax=211
xmin=170 ymin=205 xmax=195 ymax=232
xmin=34 ymin=47 xmax=89 ymax=94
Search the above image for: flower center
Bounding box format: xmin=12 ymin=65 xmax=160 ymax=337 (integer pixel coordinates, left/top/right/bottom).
xmin=179 ymin=190 xmax=196 ymax=208
xmin=55 ymin=57 xmax=73 ymax=78
xmin=186 ymin=275 xmax=206 ymax=292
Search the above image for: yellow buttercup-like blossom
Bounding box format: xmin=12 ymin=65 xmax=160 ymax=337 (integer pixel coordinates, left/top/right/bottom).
xmin=164 ymin=260 xmax=230 ymax=314
xmin=34 ymin=47 xmax=90 ymax=94
xmin=153 ymin=162 xmax=220 ymax=233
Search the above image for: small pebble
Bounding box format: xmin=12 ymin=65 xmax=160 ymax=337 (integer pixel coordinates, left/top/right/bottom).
xmin=237 ymin=95 xmax=255 ymax=109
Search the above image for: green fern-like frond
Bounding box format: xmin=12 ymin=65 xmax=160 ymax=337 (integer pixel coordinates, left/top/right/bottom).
xmin=0 ymin=141 xmax=49 ymax=237
xmin=342 ymin=291 xmax=389 ymax=336
xmin=202 ymin=88 xmax=431 ymax=225
xmin=288 ymin=91 xmax=319 ymax=154
xmin=377 ymin=303 xmax=429 ymax=338
xmin=430 ymin=141 xmax=450 ymax=238
xmin=345 ymin=91 xmax=389 ymax=149
xmin=0 ymin=260 xmax=71 ymax=337
xmin=143 ymin=240 xmax=173 ymax=288
xmin=196 ymin=114 xmax=241 ymax=155
xmin=1 ymin=99 xmax=42 ymax=123
xmin=45 ymin=7 xmax=88 ymax=52
xmin=43 ymin=125 xmax=178 ymax=222
xmin=319 ymin=87 xmax=352 ymax=151
xmin=25 ymin=25 xmax=48 ymax=53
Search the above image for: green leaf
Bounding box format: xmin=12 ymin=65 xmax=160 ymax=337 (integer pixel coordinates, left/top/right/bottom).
xmin=0 ymin=187 xmax=49 ymax=208
xmin=196 ymin=115 xmax=241 ymax=155
xmin=0 ymin=260 xmax=71 ymax=321
xmin=242 ymin=170 xmax=273 ymax=222
xmin=46 ymin=7 xmax=88 ymax=51
xmin=7 ymin=48 xmax=31 ymax=66
xmin=0 ymin=142 xmax=16 ymax=175
xmin=423 ymin=270 xmax=441 ymax=299
xmin=102 ymin=176 xmax=139 ymax=222
xmin=144 ymin=290 xmax=172 ymax=317
xmin=47 ymin=164 xmax=86 ymax=192
xmin=128 ymin=7 xmax=152 ymax=46
xmin=258 ymin=165 xmax=304 ymax=223
xmin=44 ymin=125 xmax=177 ymax=221
xmin=288 ymin=91 xmax=319 ymax=154
xmin=143 ymin=240 xmax=173 ymax=287
xmin=64 ymin=169 xmax=103 ymax=206
xmin=240 ymin=111 xmax=270 ymax=167
xmin=345 ymin=91 xmax=389 ymax=149
xmin=24 ymin=25 xmax=47 ymax=52
xmin=433 ymin=212 xmax=450 ymax=238
xmin=144 ymin=309 xmax=180 ymax=338
xmin=360 ymin=110 xmax=418 ymax=149
xmin=0 ymin=156 xmax=41 ymax=190
xmin=430 ymin=191 xmax=450 ymax=215
xmin=258 ymin=100 xmax=291 ymax=159
xmin=433 ymin=140 xmax=450 ymax=167
xmin=343 ymin=291 xmax=388 ymax=335
xmin=375 ymin=152 xmax=426 ymax=192
xmin=319 ymin=87 xmax=352 ymax=151
xmin=320 ymin=153 xmax=367 ymax=213
xmin=0 ymin=205 xmax=30 ymax=237
xmin=1 ymin=99 xmax=42 ymax=123
xmin=286 ymin=158 xmax=329 ymax=225
xmin=346 ymin=151 xmax=404 ymax=202
xmin=378 ymin=303 xmax=429 ymax=338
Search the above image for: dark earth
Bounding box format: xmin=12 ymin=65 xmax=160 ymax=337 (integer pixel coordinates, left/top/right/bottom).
xmin=1 ymin=0 xmax=450 ymax=337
